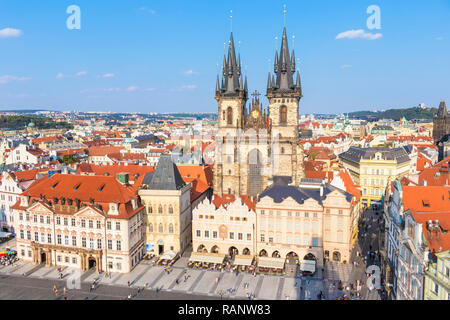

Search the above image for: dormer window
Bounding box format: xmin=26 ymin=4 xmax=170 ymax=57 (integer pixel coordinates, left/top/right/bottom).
xmin=20 ymin=196 xmax=28 ymax=207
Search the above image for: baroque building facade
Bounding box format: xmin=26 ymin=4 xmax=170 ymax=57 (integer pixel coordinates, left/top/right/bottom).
xmin=213 ymin=27 xmax=305 ymax=197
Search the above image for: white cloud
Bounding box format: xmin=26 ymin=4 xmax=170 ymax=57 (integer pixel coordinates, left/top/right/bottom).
xmin=139 ymin=6 xmax=156 ymax=14
xmin=0 ymin=75 xmax=31 ymax=84
xmin=143 ymin=88 xmax=156 ymax=92
xmin=341 ymin=65 xmax=352 ymax=69
xmin=56 ymin=73 xmax=65 ymax=79
xmin=76 ymin=71 xmax=87 ymax=77
xmin=126 ymin=86 xmax=140 ymax=92
xmin=183 ymin=70 xmax=199 ymax=76
xmin=436 ymin=37 xmax=444 ymax=41
xmin=172 ymin=85 xmax=197 ymax=92
xmin=100 ymin=73 xmax=115 ymax=78
xmin=104 ymin=87 xmax=121 ymax=92
xmin=0 ymin=28 xmax=23 ymax=38
xmin=336 ymin=29 xmax=382 ymax=40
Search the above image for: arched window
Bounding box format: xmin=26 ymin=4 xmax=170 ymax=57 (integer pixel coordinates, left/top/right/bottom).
xmin=168 ymin=205 xmax=174 ymax=214
xmin=169 ymin=224 xmax=174 ymax=233
xmin=227 ymin=107 xmax=233 ymax=125
xmin=280 ymin=106 xmax=287 ymax=124
xmin=158 ymin=205 xmax=163 ymax=214
xmin=158 ymin=223 xmax=163 ymax=233
xmin=149 ymin=223 xmax=153 ymax=232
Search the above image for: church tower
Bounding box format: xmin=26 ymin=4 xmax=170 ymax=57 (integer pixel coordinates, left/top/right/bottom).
xmin=214 ymin=32 xmax=248 ymax=196
xmin=266 ymin=27 xmax=304 ymax=185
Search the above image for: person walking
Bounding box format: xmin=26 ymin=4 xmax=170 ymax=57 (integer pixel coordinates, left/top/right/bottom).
xmin=127 ymin=280 xmax=130 ymax=287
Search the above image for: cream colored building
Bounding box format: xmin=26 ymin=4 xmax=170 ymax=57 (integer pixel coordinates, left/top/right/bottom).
xmin=256 ymin=180 xmax=358 ymax=267
xmin=192 ymin=194 xmax=256 ymax=256
xmin=12 ymin=174 xmax=145 ymax=274
xmin=139 ymin=155 xmax=192 ymax=256
xmin=424 ymin=250 xmax=450 ymax=300
xmin=339 ymin=147 xmax=411 ymax=207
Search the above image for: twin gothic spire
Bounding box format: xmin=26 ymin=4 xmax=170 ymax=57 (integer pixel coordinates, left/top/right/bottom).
xmin=216 ymin=27 xmax=301 ymax=98
xmin=216 ymin=32 xmax=247 ymax=96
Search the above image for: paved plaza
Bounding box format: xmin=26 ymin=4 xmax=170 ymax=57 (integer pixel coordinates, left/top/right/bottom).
xmin=0 ymin=210 xmax=383 ymax=300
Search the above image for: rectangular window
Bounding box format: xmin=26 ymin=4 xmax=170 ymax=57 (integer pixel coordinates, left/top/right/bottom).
xmin=260 ymin=210 xmax=265 ymax=215
xmin=72 ymin=257 xmax=77 ymax=264
xmin=71 ymin=218 xmax=75 ymax=227
xmin=89 ymin=238 xmax=94 ymax=249
xmin=313 ymin=212 xmax=318 ymax=218
xmin=229 ymin=232 xmax=234 ymax=240
xmin=238 ymin=233 xmax=243 ymax=240
xmin=65 ymin=256 xmax=69 ymax=263
xmin=33 ymin=215 xmax=37 ymax=223
xmin=312 ymin=237 xmax=319 ymax=247
xmin=205 ymin=230 xmax=209 ymax=238
xmin=82 ymin=237 xmax=86 ymax=248
xmin=57 ymin=234 xmax=62 ymax=245
xmin=47 ymin=216 xmax=50 ymax=224
xmin=81 ymin=219 xmax=86 ymax=228
xmin=20 ymin=230 xmax=24 ymax=239
xmin=72 ymin=236 xmax=76 ymax=246
xmin=57 ymin=256 xmax=61 ymax=262
xmin=247 ymin=233 xmax=251 ymax=241
xmin=260 ymin=234 xmax=265 ymax=242
xmin=116 ymin=263 xmax=122 ymax=270
xmin=107 ymin=240 xmax=112 ymax=250
xmin=260 ymin=220 xmax=265 ymax=228
xmin=196 ymin=230 xmax=201 ymax=237
xmin=304 ymin=212 xmax=309 ymax=218
xmin=34 ymin=232 xmax=39 ymax=242
xmin=40 ymin=216 xmax=44 ymax=223
xmin=116 ymin=240 xmax=121 ymax=251
xmin=107 ymin=221 xmax=112 ymax=230
xmin=56 ymin=217 xmax=61 ymax=225
xmin=19 ymin=213 xmax=23 ymax=221
xmin=97 ymin=239 xmax=102 ymax=249
xmin=295 ymin=223 xmax=300 ymax=231
xmin=269 ymin=237 xmax=273 ymax=243
xmin=64 ymin=218 xmax=68 ymax=226
xmin=97 ymin=221 xmax=101 ymax=229
xmin=26 ymin=214 xmax=29 ymax=221
xmin=116 ymin=222 xmax=121 ymax=231
xmin=89 ymin=220 xmax=93 ymax=229
xmin=65 ymin=235 xmax=69 ymax=246
xmin=27 ymin=231 xmax=31 ymax=240
xmin=213 ymin=231 xmax=217 ymax=238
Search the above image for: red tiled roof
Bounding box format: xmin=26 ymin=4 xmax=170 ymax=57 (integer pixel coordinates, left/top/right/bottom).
xmin=88 ymin=146 xmax=123 ymax=157
xmin=211 ymin=194 xmax=256 ymax=211
xmin=13 ymin=174 xmax=142 ymax=219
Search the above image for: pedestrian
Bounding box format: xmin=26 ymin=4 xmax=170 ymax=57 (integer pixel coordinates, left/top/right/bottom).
xmin=128 ymin=280 xmax=130 ymax=287
xmin=63 ymin=287 xmax=67 ymax=295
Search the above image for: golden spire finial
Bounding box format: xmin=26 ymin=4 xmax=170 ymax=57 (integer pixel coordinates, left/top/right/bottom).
xmin=230 ymin=10 xmax=233 ymax=32
xmin=283 ymin=4 xmax=287 ymax=27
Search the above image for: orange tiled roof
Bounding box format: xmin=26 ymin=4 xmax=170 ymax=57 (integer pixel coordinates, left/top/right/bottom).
xmin=13 ymin=174 xmax=142 ymax=219
xmin=88 ymin=146 xmax=123 ymax=157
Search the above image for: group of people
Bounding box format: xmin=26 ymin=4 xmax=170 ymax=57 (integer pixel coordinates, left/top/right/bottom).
xmin=0 ymin=250 xmax=17 ymax=266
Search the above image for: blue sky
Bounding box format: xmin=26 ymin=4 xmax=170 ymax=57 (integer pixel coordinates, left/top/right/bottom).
xmin=0 ymin=0 xmax=449 ymax=114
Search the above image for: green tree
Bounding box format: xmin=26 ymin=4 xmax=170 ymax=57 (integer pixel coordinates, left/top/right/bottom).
xmin=60 ymin=154 xmax=79 ymax=165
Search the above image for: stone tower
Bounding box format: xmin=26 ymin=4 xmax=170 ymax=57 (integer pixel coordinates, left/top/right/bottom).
xmin=266 ymin=27 xmax=305 ymax=185
xmin=214 ymin=32 xmax=248 ymax=196
xmin=433 ymin=101 xmax=449 ymax=143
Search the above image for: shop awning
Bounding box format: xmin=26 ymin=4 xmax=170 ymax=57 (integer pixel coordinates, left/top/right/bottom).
xmin=159 ymin=250 xmax=177 ymax=261
xmin=189 ymin=252 xmax=225 ymax=264
xmin=233 ymin=255 xmax=254 ymax=266
xmin=257 ymin=257 xmax=285 ymax=269
xmin=300 ymin=260 xmax=316 ymax=273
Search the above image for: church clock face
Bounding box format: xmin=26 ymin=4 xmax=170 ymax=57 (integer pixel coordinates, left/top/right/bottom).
xmin=252 ymin=110 xmax=259 ymax=119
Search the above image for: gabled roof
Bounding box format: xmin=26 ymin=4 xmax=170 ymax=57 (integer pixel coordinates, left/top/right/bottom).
xmin=144 ymin=155 xmax=186 ymax=190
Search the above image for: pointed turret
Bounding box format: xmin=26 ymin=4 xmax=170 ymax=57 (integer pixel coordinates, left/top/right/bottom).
xmin=437 ymin=101 xmax=448 ymax=118
xmin=267 ymin=72 xmax=272 ymax=89
xmin=216 ymin=75 xmax=220 ymax=92
xmin=296 ymin=70 xmax=301 ymax=89
xmin=244 ymin=75 xmax=248 ymax=93
xmin=218 ymin=32 xmax=246 ymax=96
xmin=267 ymin=26 xmax=301 ymax=98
